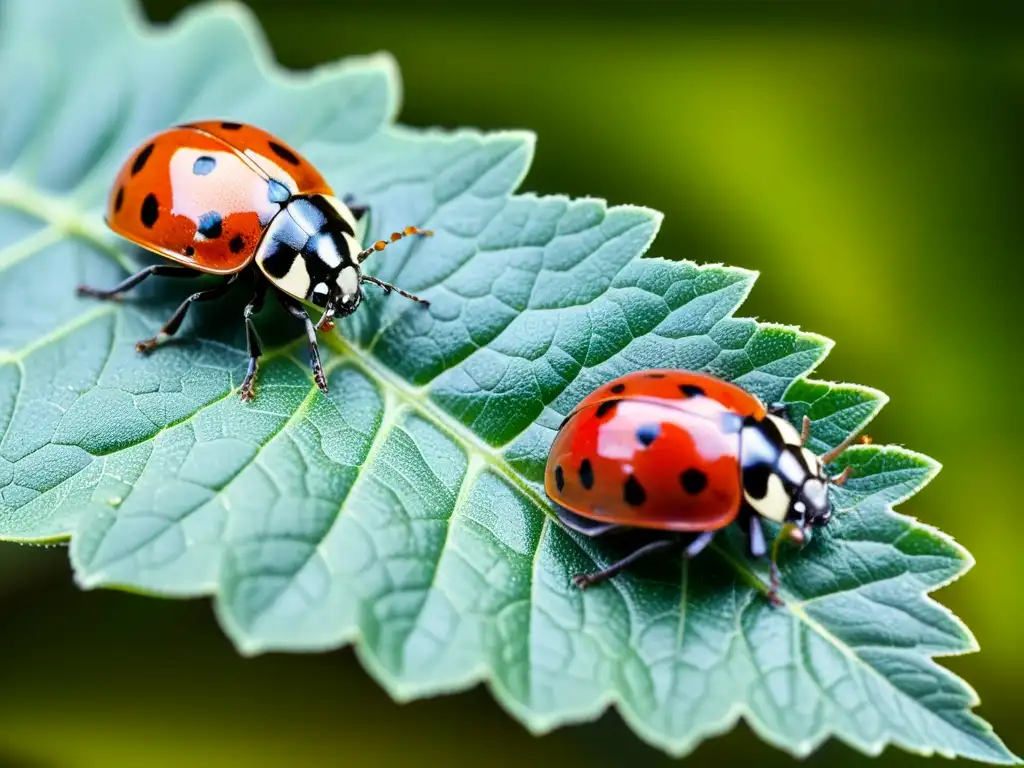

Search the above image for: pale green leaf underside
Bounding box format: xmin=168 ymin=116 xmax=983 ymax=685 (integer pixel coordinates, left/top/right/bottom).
xmin=0 ymin=0 xmax=1016 ymax=763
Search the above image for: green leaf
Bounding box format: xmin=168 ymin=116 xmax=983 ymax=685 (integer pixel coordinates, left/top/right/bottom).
xmin=0 ymin=0 xmax=1016 ymax=763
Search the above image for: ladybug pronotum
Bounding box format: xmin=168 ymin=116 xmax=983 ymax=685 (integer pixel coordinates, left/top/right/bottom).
xmin=545 ymin=369 xmax=862 ymax=603
xmin=79 ymin=121 xmax=432 ymax=400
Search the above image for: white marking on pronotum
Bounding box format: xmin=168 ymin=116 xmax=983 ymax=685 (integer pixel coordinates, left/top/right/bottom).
xmin=287 ymin=198 xmax=325 ymax=235
xmin=741 ymin=426 xmax=777 ymax=467
xmin=777 ymin=450 xmax=807 ymax=486
xmin=745 ymin=473 xmax=789 ymax=523
xmin=275 ymin=258 xmax=311 ymax=299
xmin=342 ymin=232 xmax=364 ymax=261
xmin=801 ymin=447 xmax=820 ymax=475
xmin=315 ymin=233 xmax=342 ymax=269
xmin=769 ymin=414 xmax=804 ymax=447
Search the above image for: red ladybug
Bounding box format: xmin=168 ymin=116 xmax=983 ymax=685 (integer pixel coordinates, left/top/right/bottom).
xmin=78 ymin=121 xmax=432 ymax=400
xmin=544 ymin=369 xmax=860 ymax=603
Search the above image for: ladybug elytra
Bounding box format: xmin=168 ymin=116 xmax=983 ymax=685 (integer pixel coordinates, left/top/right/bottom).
xmin=78 ymin=121 xmax=431 ymax=400
xmin=544 ymin=369 xmax=861 ymax=603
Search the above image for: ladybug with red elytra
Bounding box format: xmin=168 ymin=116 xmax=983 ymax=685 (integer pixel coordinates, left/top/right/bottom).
xmin=545 ymin=369 xmax=865 ymax=604
xmin=78 ymin=121 xmax=432 ymax=400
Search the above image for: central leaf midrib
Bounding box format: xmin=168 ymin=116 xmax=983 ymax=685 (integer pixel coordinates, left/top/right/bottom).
xmin=326 ymin=333 xmax=556 ymax=527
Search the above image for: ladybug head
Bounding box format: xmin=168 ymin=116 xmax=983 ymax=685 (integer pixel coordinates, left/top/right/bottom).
xmin=790 ymin=475 xmax=831 ymax=529
xmin=313 ymin=265 xmax=363 ymax=330
xmin=790 ymin=424 xmax=860 ymax=530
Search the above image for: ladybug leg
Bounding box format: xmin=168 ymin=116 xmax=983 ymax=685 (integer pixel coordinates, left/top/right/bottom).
xmin=341 ymin=197 xmax=370 ymax=241
xmin=571 ymin=538 xmax=677 ymax=590
xmin=554 ymin=505 xmax=623 ymax=537
xmin=279 ymin=295 xmax=328 ymax=394
xmin=341 ymin=196 xmax=368 ymax=221
xmin=745 ymin=513 xmax=768 ymax=558
xmin=135 ymin=275 xmax=237 ymax=354
xmin=355 ymin=226 xmax=433 ymax=264
xmin=682 ymin=530 xmax=715 ymax=558
xmin=767 ymin=402 xmax=789 ymax=418
xmin=239 ymin=279 xmax=270 ymax=402
xmin=361 ymin=275 xmax=430 ymax=307
xmin=76 ymin=264 xmax=200 ymax=300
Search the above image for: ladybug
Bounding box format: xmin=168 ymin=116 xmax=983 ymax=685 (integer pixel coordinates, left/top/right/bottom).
xmin=544 ymin=369 xmax=862 ymax=603
xmin=77 ymin=121 xmax=431 ymax=400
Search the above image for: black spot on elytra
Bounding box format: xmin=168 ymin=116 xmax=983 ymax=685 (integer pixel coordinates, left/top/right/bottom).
xmin=579 ymin=459 xmax=594 ymax=490
xmin=131 ymin=143 xmax=155 ymax=175
xmin=184 ymin=245 xmax=195 ymax=256
xmin=680 ymin=468 xmax=707 ymax=494
xmin=623 ymin=475 xmax=646 ymax=506
xmin=595 ymin=399 xmax=619 ymax=419
xmin=554 ymin=465 xmax=565 ymax=492
xmin=743 ymin=463 xmax=771 ymax=500
xmin=610 ymin=383 xmax=626 ymax=394
xmin=680 ymin=384 xmax=705 ymax=398
xmin=114 ymin=186 xmax=124 ymax=213
xmin=646 ymin=372 xmax=666 ymax=379
xmin=269 ymin=141 xmax=300 ymax=165
xmin=636 ymin=424 xmax=660 ymax=447
xmin=140 ymin=194 xmax=159 ymax=228
xmin=220 ymin=122 xmax=243 ymax=130
xmin=229 ymin=235 xmax=245 ymax=254
xmin=192 ymin=156 xmax=216 ymax=175
xmin=197 ymin=211 xmax=223 ymax=239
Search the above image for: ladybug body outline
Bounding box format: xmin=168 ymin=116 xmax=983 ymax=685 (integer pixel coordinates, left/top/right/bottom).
xmin=544 ymin=369 xmax=859 ymax=602
xmin=80 ymin=121 xmax=433 ymax=400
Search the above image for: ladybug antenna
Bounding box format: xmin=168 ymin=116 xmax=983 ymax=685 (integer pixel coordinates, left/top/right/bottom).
xmin=831 ymin=465 xmax=853 ymax=487
xmin=820 ymin=429 xmax=864 ymax=465
xmin=800 ymin=415 xmax=811 ymax=446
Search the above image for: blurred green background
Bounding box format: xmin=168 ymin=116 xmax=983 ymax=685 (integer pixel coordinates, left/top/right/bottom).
xmin=1 ymin=1 xmax=1022 ymax=765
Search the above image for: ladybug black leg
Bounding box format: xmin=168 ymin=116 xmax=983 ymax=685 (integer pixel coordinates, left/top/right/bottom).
xmin=767 ymin=402 xmax=789 ymax=417
xmin=239 ymin=279 xmax=269 ymax=402
xmin=571 ymin=530 xmax=717 ymax=590
xmin=341 ymin=196 xmax=368 ymax=222
xmin=76 ymin=264 xmax=201 ymax=300
xmin=135 ymin=275 xmax=238 ymax=354
xmin=746 ymin=513 xmax=768 ymax=558
xmin=341 ymin=196 xmax=369 ymax=239
xmin=571 ymin=538 xmax=677 ymax=590
xmin=279 ymin=295 xmax=328 ymax=394
xmin=682 ymin=530 xmax=716 ymax=558
xmin=361 ymin=275 xmax=430 ymax=307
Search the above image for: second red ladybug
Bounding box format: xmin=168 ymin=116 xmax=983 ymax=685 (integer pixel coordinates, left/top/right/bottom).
xmin=545 ymin=369 xmax=862 ymax=603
